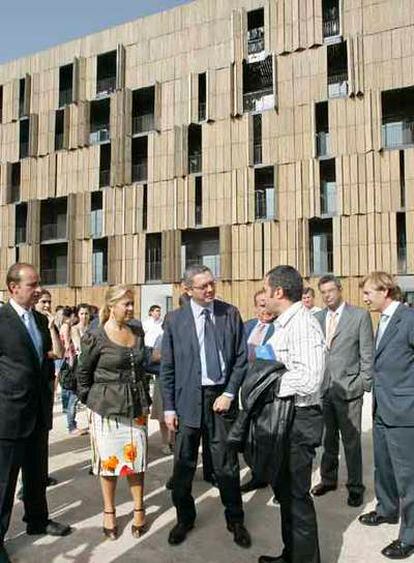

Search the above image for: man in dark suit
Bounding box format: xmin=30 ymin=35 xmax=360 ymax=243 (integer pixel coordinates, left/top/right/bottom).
xmin=241 ymin=289 xmax=275 ymax=493
xmin=359 ymin=272 xmax=414 ymax=560
xmin=311 ymin=275 xmax=373 ymax=507
xmin=0 ymin=263 xmax=71 ymax=563
xmin=161 ymin=265 xmax=251 ymax=549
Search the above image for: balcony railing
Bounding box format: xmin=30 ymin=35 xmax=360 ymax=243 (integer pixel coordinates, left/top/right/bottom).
xmin=311 ymin=250 xmax=334 ymax=275
xmin=189 ymin=152 xmax=202 ymax=174
xmin=99 ymin=169 xmax=110 ymax=187
xmin=92 ymin=263 xmax=108 ymax=285
xmin=19 ymin=100 xmax=25 ymax=118
xmin=398 ymin=244 xmax=407 ymax=274
xmin=19 ymin=142 xmax=29 ymax=159
xmin=132 ymin=113 xmax=155 ymax=135
xmin=316 ymin=131 xmax=331 ymax=157
xmin=198 ymin=102 xmax=206 ymax=122
xmin=320 ymin=182 xmax=337 ymax=215
xmin=89 ymin=127 xmax=110 ymax=144
xmin=323 ymin=16 xmax=340 ymax=39
xmin=90 ymin=211 xmax=103 ymax=238
xmin=382 ymin=120 xmax=414 ymax=149
xmin=253 ymin=143 xmax=262 ymax=164
xmin=328 ymin=73 xmax=348 ymax=98
xmin=243 ymin=89 xmax=274 ymax=113
xmin=132 ymin=161 xmax=148 ymax=182
xmin=145 ymin=260 xmax=162 ymax=282
xmin=15 ymin=227 xmax=27 ymax=245
xmin=41 ymin=222 xmax=67 ymax=241
xmin=41 ymin=267 xmax=68 ymax=286
xmin=195 ymin=204 xmax=202 ymax=226
xmin=185 ymin=255 xmax=220 ymax=278
xmin=55 ymin=133 xmax=64 ymax=151
xmin=255 ymin=188 xmax=275 ymax=220
xmin=247 ymin=27 xmax=265 ymax=55
xmin=96 ymin=77 xmax=116 ymax=96
xmin=59 ymin=88 xmax=72 ymax=107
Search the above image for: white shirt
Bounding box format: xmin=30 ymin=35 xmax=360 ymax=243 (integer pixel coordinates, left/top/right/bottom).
xmin=247 ymin=320 xmax=270 ymax=346
xmin=267 ymin=302 xmax=326 ymax=407
xmin=325 ymin=301 xmax=346 ymax=334
xmin=142 ymin=316 xmax=163 ymax=347
xmin=376 ymin=300 xmax=400 ymax=345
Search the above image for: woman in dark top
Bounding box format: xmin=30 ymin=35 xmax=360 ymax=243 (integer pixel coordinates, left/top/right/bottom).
xmin=77 ymin=285 xmax=151 ymax=541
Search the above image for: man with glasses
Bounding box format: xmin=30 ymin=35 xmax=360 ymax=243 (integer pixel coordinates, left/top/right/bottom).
xmin=161 ymin=265 xmax=251 ymax=549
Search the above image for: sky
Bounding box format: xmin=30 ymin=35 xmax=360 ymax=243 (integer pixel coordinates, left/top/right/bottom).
xmin=0 ymin=0 xmax=192 ymax=64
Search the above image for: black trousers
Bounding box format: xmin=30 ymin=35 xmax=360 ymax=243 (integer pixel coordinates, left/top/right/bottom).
xmin=320 ymin=391 xmax=364 ymax=494
xmin=172 ymin=386 xmax=244 ymax=526
xmin=0 ymin=422 xmax=49 ymax=545
xmin=272 ymin=406 xmax=323 ymax=563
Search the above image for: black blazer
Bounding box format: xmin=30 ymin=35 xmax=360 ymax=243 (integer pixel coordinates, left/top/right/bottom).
xmin=0 ymin=302 xmax=54 ymax=440
xmin=160 ymin=299 xmax=248 ymax=428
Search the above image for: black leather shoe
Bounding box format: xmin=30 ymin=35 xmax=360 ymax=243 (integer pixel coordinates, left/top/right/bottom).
xmin=168 ymin=522 xmax=194 ymax=545
xmin=359 ymin=511 xmax=399 ymax=526
xmin=0 ymin=546 xmax=11 ymax=563
xmin=47 ymin=476 xmax=58 ymax=487
xmin=258 ymin=555 xmax=287 ymax=562
xmin=347 ymin=492 xmax=364 ymax=507
xmin=240 ymin=478 xmax=268 ymax=493
xmin=381 ymin=539 xmax=414 ymax=559
xmin=311 ymin=482 xmax=337 ymax=496
xmin=27 ymin=519 xmax=72 ymax=536
xmin=227 ymin=522 xmax=251 ymax=548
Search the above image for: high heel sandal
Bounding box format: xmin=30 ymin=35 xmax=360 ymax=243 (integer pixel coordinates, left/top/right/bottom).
xmin=131 ymin=508 xmax=147 ymax=538
xmin=103 ymin=509 xmax=118 ymax=541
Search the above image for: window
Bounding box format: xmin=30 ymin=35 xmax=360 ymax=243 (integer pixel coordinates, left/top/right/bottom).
xmin=142 ymin=184 xmax=148 ymax=231
xmin=96 ymin=51 xmax=117 ymax=96
xmin=327 ymin=42 xmax=348 ymax=98
xmin=181 ymin=228 xmax=220 ymax=278
xmin=10 ymin=162 xmax=21 ymax=203
xmin=400 ymin=150 xmax=406 ymax=208
xmin=188 ymin=124 xmax=202 ymax=174
xmin=247 ymin=8 xmax=265 ymax=57
xmin=315 ymin=102 xmax=330 ymax=157
xmin=99 ymin=143 xmax=111 ymax=187
xmin=198 ymin=73 xmax=207 ymax=122
xmin=145 ymin=233 xmax=162 ymax=282
xmin=253 ymin=114 xmax=262 ymax=164
xmin=382 ymin=87 xmax=414 ymax=149
xmin=131 ymin=137 xmax=148 ymax=182
xmin=0 ymin=86 xmax=3 ymax=123
xmin=89 ymin=99 xmax=110 ymax=144
xmin=309 ymin=218 xmax=333 ymax=274
xmin=397 ymin=212 xmax=407 ymax=274
xmin=323 ymin=0 xmax=340 ymax=42
xmin=59 ymin=64 xmax=73 ymax=107
xmin=255 ymin=166 xmax=275 ymax=220
xmin=195 ymin=177 xmax=202 ymax=225
xmin=92 ymin=238 xmax=108 ymax=284
xmin=243 ymin=56 xmax=274 ymax=113
xmin=19 ymin=78 xmax=25 ymax=117
xmin=40 ymin=197 xmax=67 ymax=242
xmin=320 ymin=159 xmax=336 ymax=216
xmin=132 ymin=87 xmax=155 ymax=135
xmin=15 ymin=203 xmax=27 ymax=244
xmin=19 ymin=118 xmax=29 ymax=159
xmin=91 ymin=191 xmax=103 ymax=238
xmin=55 ymin=109 xmax=64 ymax=151
xmin=40 ymin=243 xmax=68 ymax=285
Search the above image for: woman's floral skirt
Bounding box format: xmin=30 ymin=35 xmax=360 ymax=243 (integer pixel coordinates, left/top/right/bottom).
xmin=89 ymin=410 xmax=148 ymax=477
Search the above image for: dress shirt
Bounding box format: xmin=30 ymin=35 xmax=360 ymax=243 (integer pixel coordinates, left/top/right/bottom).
xmin=9 ymin=298 xmax=43 ymax=360
xmin=142 ymin=317 xmax=164 ymax=347
xmin=247 ymin=320 xmax=269 ymax=346
xmin=325 ymin=301 xmax=345 ymax=335
xmin=267 ymin=301 xmax=326 ymax=407
xmin=376 ymin=300 xmax=400 ymax=346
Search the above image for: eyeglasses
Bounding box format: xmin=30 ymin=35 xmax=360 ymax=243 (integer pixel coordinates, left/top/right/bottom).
xmin=192 ymin=281 xmax=216 ymax=291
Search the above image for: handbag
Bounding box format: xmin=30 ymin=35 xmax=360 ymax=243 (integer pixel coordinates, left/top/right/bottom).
xmin=58 ymin=356 xmax=78 ymax=392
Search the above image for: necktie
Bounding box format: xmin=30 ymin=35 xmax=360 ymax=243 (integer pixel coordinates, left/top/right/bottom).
xmin=250 ymin=322 xmax=267 ymax=346
xmin=376 ymin=314 xmax=388 ymax=348
xmin=326 ymin=312 xmax=338 ymax=348
xmin=23 ymin=312 xmax=43 ymax=361
xmin=202 ymin=308 xmax=222 ymax=383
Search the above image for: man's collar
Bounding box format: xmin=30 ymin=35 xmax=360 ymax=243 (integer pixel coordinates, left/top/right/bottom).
xmin=327 ymin=301 xmax=345 ymax=317
xmin=382 ymin=300 xmax=400 ymax=318
xmin=9 ymin=298 xmax=31 ymax=318
xmin=191 ymin=298 xmax=214 ymax=317
xmin=276 ymin=301 xmax=303 ymax=327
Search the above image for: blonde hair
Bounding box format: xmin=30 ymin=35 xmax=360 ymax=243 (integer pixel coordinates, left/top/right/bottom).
xmin=360 ymin=271 xmax=401 ymax=300
xmin=99 ymin=285 xmax=134 ymax=325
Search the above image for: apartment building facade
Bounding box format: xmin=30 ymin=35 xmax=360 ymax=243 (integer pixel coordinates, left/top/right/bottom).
xmin=0 ymin=0 xmax=413 ymax=316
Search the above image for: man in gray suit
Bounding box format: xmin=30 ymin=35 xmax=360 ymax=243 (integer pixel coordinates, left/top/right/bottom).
xmin=359 ymin=272 xmax=414 ymax=560
xmin=311 ymin=275 xmax=373 ymax=507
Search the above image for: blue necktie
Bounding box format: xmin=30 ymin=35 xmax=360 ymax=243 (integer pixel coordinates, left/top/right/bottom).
xmin=202 ymin=308 xmax=222 ymax=383
xmin=23 ymin=312 xmax=43 ymax=361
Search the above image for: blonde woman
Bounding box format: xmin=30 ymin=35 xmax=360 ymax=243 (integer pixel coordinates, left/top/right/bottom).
xmin=77 ymin=286 xmax=151 ymax=540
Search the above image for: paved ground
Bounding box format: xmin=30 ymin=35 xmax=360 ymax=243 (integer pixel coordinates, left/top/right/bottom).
xmin=5 ymin=395 xmax=413 ymax=563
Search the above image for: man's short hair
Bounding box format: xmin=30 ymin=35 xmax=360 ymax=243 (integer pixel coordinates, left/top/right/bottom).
xmin=6 ymin=262 xmax=35 ymax=290
xmin=149 ymin=304 xmax=161 ymax=314
xmin=302 ymin=287 xmax=315 ymax=298
xmin=266 ymin=265 xmax=303 ymax=303
xmin=318 ymin=275 xmax=342 ymax=290
xmin=183 ymin=265 xmax=213 ymax=288
xmin=360 ymin=271 xmax=401 ymax=300
xmin=254 ymin=289 xmax=266 ymax=305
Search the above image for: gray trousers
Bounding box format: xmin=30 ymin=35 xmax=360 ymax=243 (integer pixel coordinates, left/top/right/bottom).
xmin=320 ymin=390 xmax=364 ymax=494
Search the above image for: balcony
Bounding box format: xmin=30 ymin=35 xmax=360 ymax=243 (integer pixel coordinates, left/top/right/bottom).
xmin=15 ymin=227 xmax=26 ymax=245
xmin=316 ymin=132 xmax=331 ymax=157
xmin=248 ymin=27 xmax=265 ymax=56
xmin=382 ymin=120 xmax=414 ymax=149
xmin=145 ymin=261 xmax=162 ymax=282
xmin=41 ymin=222 xmax=67 ymax=241
xmin=19 ymin=100 xmax=25 ymax=118
xmin=90 ymin=211 xmax=103 ymax=238
xmin=320 ymin=182 xmax=337 ymax=215
xmin=195 ymin=204 xmax=202 ymax=226
xmin=328 ymin=73 xmax=348 ymax=98
xmin=55 ymin=133 xmax=64 ymax=151
xmin=19 ymin=142 xmax=29 ymax=159
xmin=99 ymin=169 xmax=110 ymax=187
xmin=89 ymin=127 xmax=110 ymax=144
xmin=254 ymin=143 xmax=262 ymax=164
xmin=132 ymin=113 xmax=155 ymax=135
xmin=92 ymin=264 xmax=108 ymax=285
xmin=189 ymin=152 xmax=202 ymax=174
xmin=398 ymin=245 xmax=407 ymax=274
xmin=185 ymin=255 xmax=220 ymax=278
xmin=132 ymin=162 xmax=148 ymax=183
xmin=243 ymin=89 xmax=274 ymax=113
xmin=311 ymin=250 xmax=334 ymax=275
xmin=198 ymin=102 xmax=206 ymax=122
xmin=323 ymin=16 xmax=340 ymax=40
xmin=255 ymin=188 xmax=275 ymax=220
xmin=59 ymin=88 xmax=72 ymax=108
xmin=41 ymin=268 xmax=67 ymax=286
xmin=96 ymin=77 xmax=116 ymax=97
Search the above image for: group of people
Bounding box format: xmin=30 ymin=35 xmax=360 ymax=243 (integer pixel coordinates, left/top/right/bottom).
xmin=0 ymin=261 xmax=413 ymax=563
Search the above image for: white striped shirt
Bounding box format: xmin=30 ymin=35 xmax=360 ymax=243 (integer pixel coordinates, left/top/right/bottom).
xmin=267 ymin=301 xmax=326 ymax=407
